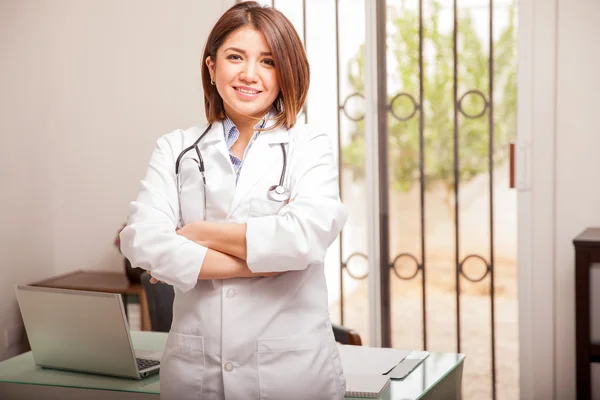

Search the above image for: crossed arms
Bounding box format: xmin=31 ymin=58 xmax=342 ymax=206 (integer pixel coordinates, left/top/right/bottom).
xmin=175 ymin=221 xmax=278 ymax=280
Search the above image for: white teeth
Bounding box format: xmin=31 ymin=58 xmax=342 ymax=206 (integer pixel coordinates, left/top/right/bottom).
xmin=236 ymin=88 xmax=259 ymax=95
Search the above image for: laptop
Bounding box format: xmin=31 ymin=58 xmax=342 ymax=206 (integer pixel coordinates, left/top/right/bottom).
xmin=15 ymin=285 xmax=161 ymax=379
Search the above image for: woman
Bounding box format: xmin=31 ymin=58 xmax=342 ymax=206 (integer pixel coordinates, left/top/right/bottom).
xmin=120 ymin=2 xmax=348 ymax=399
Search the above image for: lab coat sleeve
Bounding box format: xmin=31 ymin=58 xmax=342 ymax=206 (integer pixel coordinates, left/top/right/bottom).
xmin=119 ymin=133 xmax=208 ymax=292
xmin=245 ymin=129 xmax=349 ymax=273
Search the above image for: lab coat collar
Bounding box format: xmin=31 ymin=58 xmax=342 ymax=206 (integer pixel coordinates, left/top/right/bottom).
xmin=196 ymin=120 xmax=237 ymax=187
xmin=260 ymin=118 xmax=290 ymax=144
xmin=199 ymin=121 xmax=225 ymax=145
xmin=199 ymin=121 xmax=232 ymax=167
xmin=227 ymin=124 xmax=290 ymax=216
xmin=261 ymin=126 xmax=290 ymax=144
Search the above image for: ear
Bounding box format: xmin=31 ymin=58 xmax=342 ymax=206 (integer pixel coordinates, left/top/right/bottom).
xmin=205 ymin=56 xmax=215 ymax=80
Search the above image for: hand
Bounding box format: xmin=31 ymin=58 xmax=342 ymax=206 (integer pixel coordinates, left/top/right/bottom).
xmin=148 ymin=271 xmax=165 ymax=284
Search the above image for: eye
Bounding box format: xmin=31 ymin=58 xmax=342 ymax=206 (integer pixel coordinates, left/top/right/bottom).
xmin=262 ymin=58 xmax=275 ymax=67
xmin=226 ymin=54 xmax=242 ymax=61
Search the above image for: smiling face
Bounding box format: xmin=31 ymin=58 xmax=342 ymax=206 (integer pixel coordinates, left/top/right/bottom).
xmin=205 ymin=26 xmax=280 ymax=127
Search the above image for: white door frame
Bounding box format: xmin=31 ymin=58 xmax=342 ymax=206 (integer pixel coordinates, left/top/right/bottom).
xmin=517 ymin=0 xmax=558 ymax=398
xmin=364 ymin=0 xmax=385 ymax=348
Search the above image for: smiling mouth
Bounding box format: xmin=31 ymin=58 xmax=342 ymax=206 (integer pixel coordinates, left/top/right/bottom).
xmin=234 ymin=87 xmax=261 ymax=95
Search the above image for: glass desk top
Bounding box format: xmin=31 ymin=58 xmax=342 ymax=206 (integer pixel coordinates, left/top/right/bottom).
xmin=0 ymin=331 xmax=465 ymax=400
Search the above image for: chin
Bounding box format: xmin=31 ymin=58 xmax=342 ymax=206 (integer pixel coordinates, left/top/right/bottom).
xmin=230 ymin=103 xmax=272 ymax=118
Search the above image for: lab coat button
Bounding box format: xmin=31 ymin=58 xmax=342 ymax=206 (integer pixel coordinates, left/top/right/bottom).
xmin=224 ymin=362 xmax=234 ymax=372
xmin=225 ymin=289 xmax=236 ymax=299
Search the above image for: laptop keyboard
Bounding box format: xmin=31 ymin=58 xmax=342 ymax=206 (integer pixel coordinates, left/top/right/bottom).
xmin=136 ymin=358 xmax=160 ymax=371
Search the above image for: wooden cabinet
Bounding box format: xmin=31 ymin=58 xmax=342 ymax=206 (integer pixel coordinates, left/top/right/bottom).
xmin=573 ymin=228 xmax=600 ymax=399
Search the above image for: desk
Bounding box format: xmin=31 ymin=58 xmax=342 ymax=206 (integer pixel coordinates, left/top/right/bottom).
xmin=0 ymin=331 xmax=464 ymax=400
xmin=33 ymin=270 xmax=151 ymax=331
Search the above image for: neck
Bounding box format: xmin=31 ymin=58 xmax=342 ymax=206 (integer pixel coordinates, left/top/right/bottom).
xmin=224 ymin=106 xmax=268 ymax=139
xmin=233 ymin=118 xmax=257 ymax=139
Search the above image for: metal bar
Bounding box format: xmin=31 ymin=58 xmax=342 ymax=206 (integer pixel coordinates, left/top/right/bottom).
xmin=302 ymin=0 xmax=307 ymax=47
xmin=303 ymin=0 xmax=308 ymax=123
xmin=489 ymin=1 xmax=497 ymax=398
xmin=334 ymin=0 xmax=345 ymax=326
xmin=376 ymin=0 xmax=391 ymax=348
xmin=453 ymin=0 xmax=461 ymax=354
xmin=418 ymin=0 xmax=427 ymax=352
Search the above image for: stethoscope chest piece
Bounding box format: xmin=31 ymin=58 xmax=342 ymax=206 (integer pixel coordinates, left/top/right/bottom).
xmin=268 ymin=185 xmax=290 ymax=202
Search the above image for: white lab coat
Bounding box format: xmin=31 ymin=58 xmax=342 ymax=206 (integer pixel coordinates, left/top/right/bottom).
xmin=120 ymin=120 xmax=349 ymax=400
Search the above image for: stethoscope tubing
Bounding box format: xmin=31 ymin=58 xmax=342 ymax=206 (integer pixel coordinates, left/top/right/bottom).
xmin=174 ymin=124 xmax=289 ymax=225
xmin=175 ymin=124 xmax=212 ymax=176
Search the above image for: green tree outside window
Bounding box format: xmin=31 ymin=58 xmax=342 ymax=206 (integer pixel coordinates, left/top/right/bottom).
xmin=343 ymin=1 xmax=517 ymax=213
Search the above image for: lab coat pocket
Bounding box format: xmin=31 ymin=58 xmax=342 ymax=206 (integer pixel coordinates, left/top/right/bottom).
xmin=256 ymin=331 xmax=343 ymax=400
xmin=160 ymin=332 xmax=205 ymax=400
xmin=249 ymin=197 xmax=285 ymax=218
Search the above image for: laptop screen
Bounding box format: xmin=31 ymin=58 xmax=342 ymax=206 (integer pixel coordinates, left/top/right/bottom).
xmin=15 ymin=285 xmax=141 ymax=379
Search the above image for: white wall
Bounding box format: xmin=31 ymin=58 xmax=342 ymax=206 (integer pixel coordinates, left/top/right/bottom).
xmin=554 ymin=0 xmax=600 ymax=397
xmin=0 ymin=0 xmax=235 ymax=360
xmin=520 ymin=0 xmax=600 ymax=398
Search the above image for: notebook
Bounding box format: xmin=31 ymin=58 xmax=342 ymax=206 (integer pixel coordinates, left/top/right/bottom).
xmin=336 ymin=343 xmax=410 ymax=375
xmin=345 ymin=374 xmax=391 ymax=398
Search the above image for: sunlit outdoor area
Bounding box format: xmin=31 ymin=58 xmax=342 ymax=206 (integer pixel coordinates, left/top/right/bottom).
xmin=259 ymin=0 xmax=519 ymax=399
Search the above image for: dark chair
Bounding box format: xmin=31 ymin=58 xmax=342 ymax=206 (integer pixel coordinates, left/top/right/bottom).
xmin=140 ymin=272 xmax=175 ymax=332
xmin=141 ymin=272 xmax=362 ymax=345
xmin=331 ymin=323 xmax=362 ymax=346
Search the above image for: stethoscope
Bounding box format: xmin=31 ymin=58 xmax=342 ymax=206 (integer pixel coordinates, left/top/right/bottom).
xmin=174 ymin=124 xmax=290 ymax=223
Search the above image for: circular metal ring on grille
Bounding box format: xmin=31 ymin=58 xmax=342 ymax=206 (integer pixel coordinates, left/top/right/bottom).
xmin=340 ymin=92 xmax=366 ymax=122
xmin=391 ymin=253 xmax=421 ymax=280
xmin=388 ymin=92 xmax=420 ymax=122
xmin=343 ymin=252 xmax=369 ymax=280
xmin=458 ymin=254 xmax=491 ymax=283
xmin=457 ymin=90 xmax=489 ymax=119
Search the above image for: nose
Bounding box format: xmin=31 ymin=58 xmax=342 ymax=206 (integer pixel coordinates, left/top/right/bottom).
xmin=240 ymin=62 xmax=258 ymax=83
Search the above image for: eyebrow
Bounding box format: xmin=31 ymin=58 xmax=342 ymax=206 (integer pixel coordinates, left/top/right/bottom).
xmin=224 ymin=47 xmax=272 ymax=56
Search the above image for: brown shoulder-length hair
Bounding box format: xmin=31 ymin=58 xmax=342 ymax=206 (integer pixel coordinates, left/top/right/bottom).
xmin=201 ymin=1 xmax=309 ymax=130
